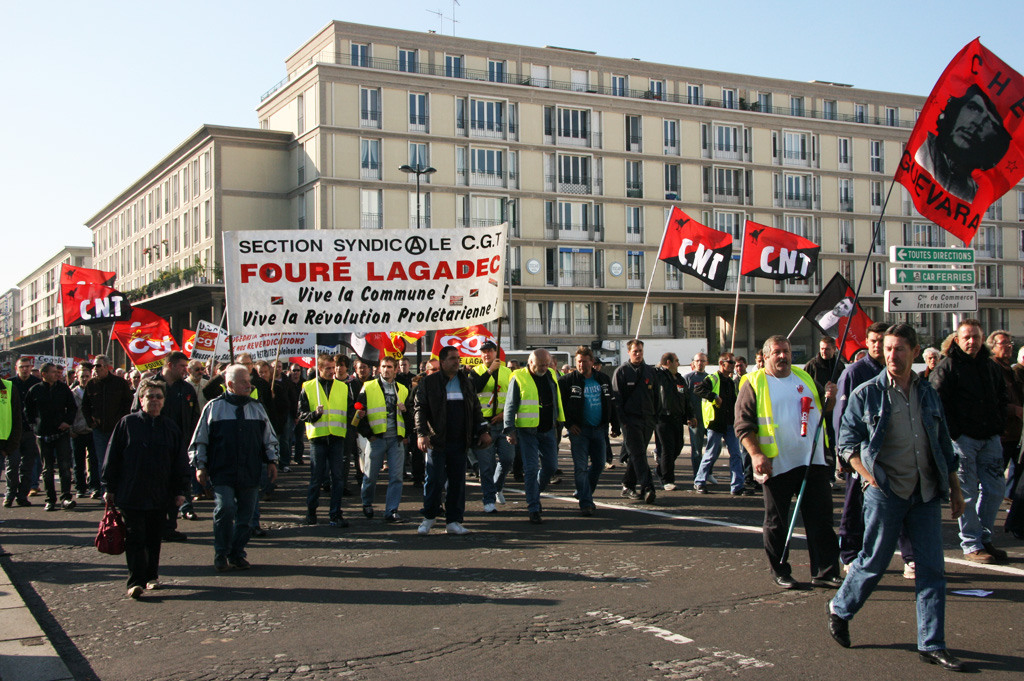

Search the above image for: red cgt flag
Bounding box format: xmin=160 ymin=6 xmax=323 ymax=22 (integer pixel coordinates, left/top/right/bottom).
xmin=739 ymin=220 xmax=819 ymax=281
xmin=112 ymin=309 xmax=179 ymax=370
xmin=431 ymin=325 xmax=505 ymax=367
xmin=181 ymin=329 xmax=196 ymax=358
xmin=895 ymin=39 xmax=1024 ymax=245
xmin=658 ymin=207 xmax=733 ymax=290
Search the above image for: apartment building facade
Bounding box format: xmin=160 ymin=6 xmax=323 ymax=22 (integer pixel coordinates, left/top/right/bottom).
xmin=12 ymin=247 xmax=92 ymax=358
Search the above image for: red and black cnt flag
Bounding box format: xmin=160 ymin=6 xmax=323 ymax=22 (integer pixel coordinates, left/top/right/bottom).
xmin=739 ymin=220 xmax=819 ymax=281
xmin=894 ymin=39 xmax=1024 ymax=246
xmin=803 ymin=273 xmax=873 ymax=361
xmin=657 ymin=207 xmax=733 ymax=290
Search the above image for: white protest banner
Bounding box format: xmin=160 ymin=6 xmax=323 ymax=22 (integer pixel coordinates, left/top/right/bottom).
xmin=222 ymin=225 xmax=507 ymax=333
xmin=25 ymin=355 xmax=74 ymax=370
xmin=231 ymin=332 xmax=316 ymax=362
xmin=190 ymin=320 xmax=231 ymax=363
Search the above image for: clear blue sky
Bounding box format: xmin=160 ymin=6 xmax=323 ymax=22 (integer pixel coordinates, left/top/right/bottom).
xmin=2 ymin=0 xmax=1022 ymax=292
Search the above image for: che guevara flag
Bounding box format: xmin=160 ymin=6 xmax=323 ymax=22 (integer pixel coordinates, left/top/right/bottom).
xmin=431 ymin=325 xmax=505 ymax=366
xmin=338 ymin=332 xmax=412 ymax=364
xmin=895 ymin=39 xmax=1024 ymax=245
xmin=112 ymin=308 xmax=179 ymax=370
xmin=657 ymin=207 xmax=732 ymax=290
xmin=803 ymin=273 xmax=873 ymax=361
xmin=59 ymin=263 xmax=131 ymax=326
xmin=739 ymin=220 xmax=819 ymax=281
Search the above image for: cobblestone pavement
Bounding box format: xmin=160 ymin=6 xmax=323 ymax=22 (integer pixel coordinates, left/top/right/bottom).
xmin=2 ymin=445 xmax=1022 ymax=680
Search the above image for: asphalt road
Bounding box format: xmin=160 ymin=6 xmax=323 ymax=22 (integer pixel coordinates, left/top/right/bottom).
xmin=2 ymin=444 xmax=1022 ymax=681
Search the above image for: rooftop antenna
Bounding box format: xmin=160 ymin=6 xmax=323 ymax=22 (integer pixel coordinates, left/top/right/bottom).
xmin=451 ymin=0 xmax=460 ymax=36
xmin=426 ymin=8 xmax=445 ymax=34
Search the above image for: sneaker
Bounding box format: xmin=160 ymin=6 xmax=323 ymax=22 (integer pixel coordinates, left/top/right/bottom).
xmin=964 ymin=549 xmax=995 ymax=564
xmin=841 ymin=562 xmax=851 ymax=575
xmin=362 ymin=505 xmax=374 ymax=519
xmin=228 ymin=556 xmax=251 ymax=570
xmin=903 ymin=561 xmax=916 ymax=580
xmin=620 ymin=487 xmax=640 ymax=500
xmin=384 ymin=511 xmax=405 ymax=523
xmin=663 ymin=483 xmax=677 ymax=491
xmin=181 ymin=510 xmax=199 ymax=521
xmin=329 ymin=516 xmax=349 ymax=528
xmin=707 ymin=475 xmax=719 ymax=485
xmin=643 ymin=488 xmax=657 ymax=504
xmin=145 ymin=580 xmax=161 ymax=590
xmin=127 ymin=585 xmax=143 ymax=599
xmin=2 ymin=498 xmax=11 ymax=508
xmin=90 ymin=489 xmax=102 ymax=499
xmin=446 ymin=522 xmax=470 ymax=535
xmin=303 ymin=512 xmax=318 ymax=526
xmin=483 ymin=503 xmax=497 ymax=514
xmin=62 ymin=499 xmax=77 ymax=510
xmin=495 ymin=491 xmax=506 ymax=505
xmin=28 ymin=488 xmax=41 ymax=497
xmin=76 ymin=491 xmax=87 ymax=499
xmin=214 ymin=555 xmax=231 ymax=572
xmin=44 ymin=501 xmax=56 ymax=511
xmin=417 ymin=518 xmax=436 ymax=535
xmin=281 ymin=466 xmax=291 ymax=473
xmin=694 ymin=484 xmax=709 ymax=494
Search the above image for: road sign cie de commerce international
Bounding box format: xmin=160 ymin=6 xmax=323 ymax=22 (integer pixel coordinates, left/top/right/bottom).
xmin=889 ymin=245 xmax=975 ymax=264
xmin=889 ymin=268 xmax=976 ymax=286
xmin=883 ymin=290 xmax=978 ymax=313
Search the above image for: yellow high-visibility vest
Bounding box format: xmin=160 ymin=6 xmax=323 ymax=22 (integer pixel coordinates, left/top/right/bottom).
xmin=473 ymin=363 xmax=511 ymax=417
xmin=748 ymin=368 xmax=824 ymax=458
xmin=302 ymin=378 xmax=349 ymax=439
xmin=363 ymin=379 xmax=408 ymax=436
xmin=510 ymin=367 xmax=565 ymax=428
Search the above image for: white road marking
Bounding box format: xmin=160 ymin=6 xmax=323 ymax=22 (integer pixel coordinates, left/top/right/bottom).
xmin=586 ymin=610 xmax=693 ymax=644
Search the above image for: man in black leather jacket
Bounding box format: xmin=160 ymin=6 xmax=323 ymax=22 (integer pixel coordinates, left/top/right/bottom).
xmin=652 ymin=353 xmax=695 ymax=491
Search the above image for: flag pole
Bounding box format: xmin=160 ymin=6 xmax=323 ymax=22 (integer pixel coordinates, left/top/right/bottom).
xmin=729 ymin=224 xmax=748 ymax=354
xmin=785 ymin=316 xmax=804 ymax=340
xmin=781 ymin=179 xmax=899 ymax=563
xmin=270 ymin=331 xmax=285 ymax=397
xmin=633 ymin=211 xmax=673 ymax=339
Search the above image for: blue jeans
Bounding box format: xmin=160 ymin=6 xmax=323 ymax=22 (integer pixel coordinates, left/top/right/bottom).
xmin=568 ymin=425 xmax=607 ymax=509
xmin=518 ymin=429 xmax=558 ymax=513
xmin=212 ymin=485 xmax=258 ymax=560
xmin=424 ymin=440 xmax=468 ymax=523
xmin=361 ymin=436 xmax=405 ymax=514
xmin=694 ymin=429 xmax=744 ymax=493
xmin=832 ymin=485 xmax=947 ymax=651
xmin=308 ymin=435 xmax=346 ymax=518
xmin=474 ymin=422 xmax=514 ymax=505
xmin=278 ymin=422 xmax=295 ymax=468
xmin=954 ymin=434 xmax=1003 ymax=553
xmin=688 ymin=424 xmax=706 ymax=476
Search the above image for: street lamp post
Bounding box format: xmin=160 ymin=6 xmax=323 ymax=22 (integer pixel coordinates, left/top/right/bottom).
xmin=398 ymin=164 xmax=437 ymax=229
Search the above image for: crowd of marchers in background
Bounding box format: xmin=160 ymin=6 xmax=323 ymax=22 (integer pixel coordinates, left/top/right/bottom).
xmin=1 ymin=322 xmax=1021 ymax=670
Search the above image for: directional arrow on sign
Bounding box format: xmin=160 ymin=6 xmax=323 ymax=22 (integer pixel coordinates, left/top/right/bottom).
xmin=892 ymin=296 xmax=902 ymax=306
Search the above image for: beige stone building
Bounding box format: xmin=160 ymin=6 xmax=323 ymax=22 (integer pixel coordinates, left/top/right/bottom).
xmin=12 ymin=247 xmax=92 ymax=358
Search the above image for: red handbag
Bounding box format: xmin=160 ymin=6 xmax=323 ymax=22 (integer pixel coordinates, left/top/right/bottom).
xmin=95 ymin=502 xmax=126 ymax=555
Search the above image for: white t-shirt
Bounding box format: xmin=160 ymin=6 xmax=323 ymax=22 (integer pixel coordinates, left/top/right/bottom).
xmin=766 ymin=372 xmax=826 ymax=476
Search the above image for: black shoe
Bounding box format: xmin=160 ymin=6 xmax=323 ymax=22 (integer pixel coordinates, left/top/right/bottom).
xmin=620 ymin=487 xmax=640 ymax=500
xmin=384 ymin=511 xmax=405 ymax=523
xmin=15 ymin=497 xmax=31 ymax=507
xmin=826 ymin=600 xmax=851 ymax=648
xmin=811 ymin=575 xmax=844 ymax=588
xmin=214 ymin=555 xmax=231 ymax=572
xmin=918 ymin=649 xmax=964 ymax=672
xmin=90 ymin=489 xmax=102 ymax=499
xmin=643 ymin=488 xmax=656 ymax=504
xmin=61 ymin=499 xmax=77 ymax=510
xmin=251 ymin=526 xmax=267 ymax=537
xmin=329 ymin=516 xmax=349 ymax=528
xmin=581 ymin=506 xmax=594 ymax=517
xmin=529 ymin=511 xmax=543 ymax=524
xmin=731 ymin=489 xmax=744 ymax=496
xmin=742 ymin=487 xmax=757 ymax=496
xmin=228 ymin=556 xmax=251 ymax=570
xmin=983 ymin=542 xmax=1008 ymax=562
xmin=303 ymin=512 xmax=318 ymax=526
xmin=694 ymin=484 xmax=709 ymax=494
xmin=44 ymin=502 xmax=56 ymax=511
xmin=181 ymin=510 xmax=199 ymax=521
xmin=362 ymin=505 xmax=374 ymax=519
xmin=773 ymin=573 xmax=798 ymax=589
xmin=2 ymin=498 xmax=11 ymax=508
xmin=163 ymin=530 xmax=188 ymax=542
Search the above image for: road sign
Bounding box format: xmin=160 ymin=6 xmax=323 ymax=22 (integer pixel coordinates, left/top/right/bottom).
xmin=889 ymin=268 xmax=975 ymax=286
xmin=884 ymin=290 xmax=978 ymax=313
xmin=889 ymin=245 xmax=974 ymax=264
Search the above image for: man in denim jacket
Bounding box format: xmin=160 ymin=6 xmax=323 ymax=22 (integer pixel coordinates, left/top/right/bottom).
xmin=827 ymin=323 xmax=966 ymax=672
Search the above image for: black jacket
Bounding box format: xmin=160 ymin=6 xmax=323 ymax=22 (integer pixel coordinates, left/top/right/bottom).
xmin=804 ymin=354 xmax=845 ymax=388
xmin=24 ymin=381 xmax=77 ymax=437
xmin=559 ymin=370 xmax=618 ymax=430
xmin=653 ymin=367 xmax=693 ymax=422
xmin=693 ymin=370 xmax=738 ymax=433
xmin=930 ymin=343 xmax=1007 ymax=440
xmin=414 ymin=371 xmax=488 ymax=450
xmin=82 ymin=373 xmax=133 ymax=432
xmin=10 ymin=375 xmax=41 ymax=429
xmin=101 ymin=411 xmax=187 ymax=510
xmin=131 ymin=378 xmax=199 ymax=455
xmin=611 ymin=361 xmax=659 ymax=426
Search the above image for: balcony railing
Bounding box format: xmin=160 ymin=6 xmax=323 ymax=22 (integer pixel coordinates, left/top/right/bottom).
xmin=549 ymin=319 xmax=570 ymax=335
xmin=409 ymin=114 xmax=429 ymax=130
xmin=469 ymin=123 xmax=507 ymax=139
xmin=575 ymin=318 xmax=594 ymax=335
xmin=626 ymin=181 xmax=644 ymax=198
xmin=544 ymin=220 xmax=601 ymax=241
xmin=775 ymin=191 xmax=820 ymax=209
xmin=626 ymin=230 xmax=644 ymax=243
xmin=470 ymin=171 xmax=507 ymax=187
xmin=263 ymin=52 xmax=920 ymax=128
xmin=558 ymin=269 xmax=594 ymax=288
xmin=627 ymin=277 xmax=643 ymax=289
xmin=626 ymin=135 xmax=643 ymax=152
xmin=545 ymin=127 xmax=602 ymax=148
xmin=360 ymin=162 xmax=381 ymax=180
xmin=360 ymin=212 xmax=383 ymax=229
xmin=547 ymin=174 xmax=599 ymax=195
xmin=360 ymin=109 xmax=381 ymax=127
xmin=526 ymin=317 xmax=544 ymax=334
xmin=714 ymin=189 xmax=743 ymax=204
xmin=840 ymin=198 xmax=854 ymax=212
xmin=607 ymin=322 xmax=625 ymax=335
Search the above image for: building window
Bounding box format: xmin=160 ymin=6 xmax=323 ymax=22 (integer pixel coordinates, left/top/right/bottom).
xmin=870 ymin=140 xmax=883 ymax=173
xmin=839 ymin=178 xmax=853 ymax=212
xmin=471 ymin=148 xmax=505 ymax=186
xmin=687 ymin=84 xmax=702 ymax=105
xmin=721 ymin=88 xmax=736 ymax=110
xmin=297 ymin=93 xmax=304 ymax=134
xmin=855 ymin=104 xmax=866 ymax=123
xmin=557 ymin=107 xmax=591 ymax=144
xmin=361 ymin=88 xmax=381 ymax=128
xmin=649 ymin=79 xmax=664 ymax=99
xmin=663 ymin=119 xmax=679 ymax=155
xmin=870 ymin=180 xmax=883 ymax=212
xmin=360 ymin=139 xmax=381 ymax=179
xmin=664 ymin=164 xmax=680 ymax=199
xmin=399 ymin=48 xmax=417 ymax=72
xmin=783 ymin=131 xmax=808 ymax=163
xmin=715 ymin=124 xmax=740 ymax=159
xmin=182 ymin=167 xmax=190 ymax=202
xmin=408 ymin=192 xmax=431 ymax=229
xmin=790 ymin=96 xmax=805 ymax=117
xmin=840 ymin=219 xmax=855 ymax=253
xmin=904 ymin=222 xmax=946 ymax=248
xmin=872 ymin=221 xmax=886 ymax=254
xmin=203 ymin=151 xmax=211 ymax=190
xmin=625 ymin=115 xmax=642 ymax=152
xmin=626 ymin=251 xmax=644 ymax=289
xmin=611 ymin=75 xmax=626 ymax=97
xmin=555 ymin=248 xmax=595 ymax=288
xmin=409 ymin=93 xmax=428 ymax=131
xmin=574 ymin=303 xmax=594 ymax=335
xmin=626 ymin=206 xmax=643 ymax=243
xmin=757 ymin=92 xmax=772 ymax=112
xmin=823 ymin=100 xmax=837 ymax=120
xmin=838 ymin=137 xmax=851 ymax=168
xmin=715 ymin=168 xmax=741 ymax=203
xmin=651 ymin=304 xmax=671 ymax=336
xmin=470 ymin=99 xmax=505 ymax=137
xmin=409 ymin=142 xmax=428 ymax=172
xmin=885 ymin=107 xmax=898 ymax=127
xmin=488 ymin=59 xmax=506 ymax=83
xmin=351 ymin=43 xmax=369 ymax=67
xmin=192 ymin=159 xmax=200 ymax=196
xmin=203 ymin=200 xmax=211 ymax=239
xmin=360 ymin=189 xmax=382 ymax=229
xmin=556 ymin=154 xmax=592 ymax=194
xmin=626 ymin=160 xmax=643 ymax=198
xmin=183 ymin=212 xmax=190 ymax=248
xmin=445 ymin=54 xmax=464 ymax=78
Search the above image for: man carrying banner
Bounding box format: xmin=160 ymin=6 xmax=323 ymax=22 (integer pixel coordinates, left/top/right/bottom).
xmin=612 ymin=340 xmax=659 ymax=505
xmin=415 ymin=345 xmax=491 ymax=535
xmin=471 ymin=340 xmax=513 ymax=513
xmin=559 ymin=346 xmax=619 ymax=515
xmin=189 ymin=364 xmax=279 ymax=572
xmin=504 ymin=349 xmax=564 ymax=524
xmin=735 ymin=335 xmax=840 ymax=589
xmin=357 ymin=357 xmax=412 ymax=523
xmin=298 ymin=355 xmax=357 ymax=528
